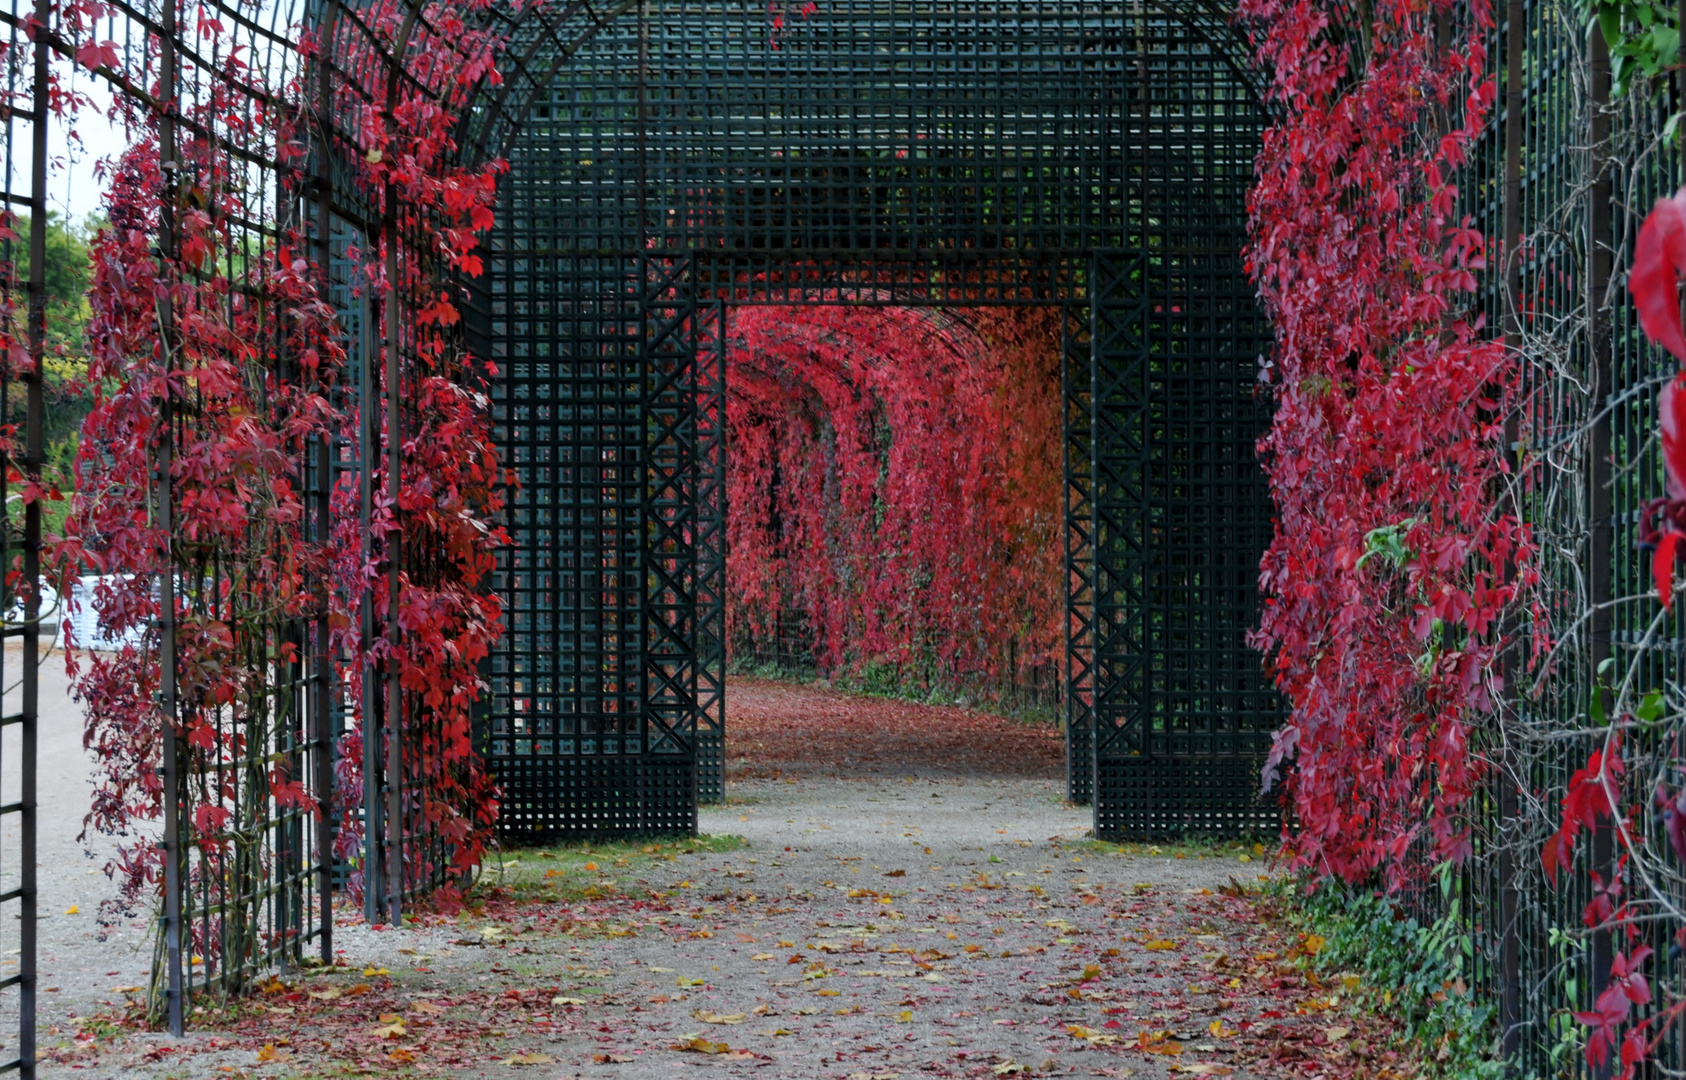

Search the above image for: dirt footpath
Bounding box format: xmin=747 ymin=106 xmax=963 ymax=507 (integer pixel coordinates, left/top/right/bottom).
xmin=32 ymin=681 xmax=1405 ymax=1080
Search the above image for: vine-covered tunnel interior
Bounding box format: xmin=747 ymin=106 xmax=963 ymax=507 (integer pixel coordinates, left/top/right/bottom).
xmin=463 ymin=0 xmax=1284 ymax=842
xmin=720 ymin=303 xmax=1066 ymax=704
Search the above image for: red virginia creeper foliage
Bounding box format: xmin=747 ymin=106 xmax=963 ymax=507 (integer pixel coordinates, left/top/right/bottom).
xmin=1545 ymin=187 xmax=1686 ymax=1078
xmin=726 ymin=305 xmax=1063 ymax=698
xmin=56 ymin=0 xmax=512 ymax=926
xmin=1242 ymin=0 xmax=1531 ymax=886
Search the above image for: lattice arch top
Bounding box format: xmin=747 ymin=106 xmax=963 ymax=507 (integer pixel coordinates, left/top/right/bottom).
xmin=451 ymin=0 xmax=1268 ymax=305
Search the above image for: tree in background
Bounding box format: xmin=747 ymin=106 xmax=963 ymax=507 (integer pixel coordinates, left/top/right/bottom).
xmin=6 ymin=212 xmax=97 ymax=526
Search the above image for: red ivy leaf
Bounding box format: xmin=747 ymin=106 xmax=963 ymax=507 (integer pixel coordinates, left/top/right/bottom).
xmin=1632 ymin=189 xmax=1686 ymax=365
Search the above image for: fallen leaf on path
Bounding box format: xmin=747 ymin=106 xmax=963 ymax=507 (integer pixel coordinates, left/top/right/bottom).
xmin=307 ymin=987 xmax=341 ymax=1001
xmin=992 ymin=1063 xmax=1026 ymax=1076
xmin=1143 ymin=938 xmax=1178 ymax=950
xmin=552 ymin=996 xmax=587 ymax=1006
xmin=408 ymin=1000 xmax=444 ymax=1015
xmin=370 ymin=1014 xmax=405 ymax=1039
xmin=1170 ymin=1066 xmax=1234 ymax=1076
xmin=500 ymin=1052 xmax=554 ymax=1065
xmin=1325 ymin=1026 xmax=1350 ymax=1040
xmin=593 ymin=1053 xmax=635 ymax=1063
xmin=255 ymin=1044 xmax=290 ymax=1064
xmin=1067 ymin=1024 xmax=1118 ymax=1045
xmin=672 ymin=1037 xmax=731 ymax=1054
xmin=696 ymin=1010 xmax=746 ymax=1024
xmin=751 ymin=953 xmax=777 ymax=960
xmin=1137 ymin=1029 xmax=1183 ymax=1055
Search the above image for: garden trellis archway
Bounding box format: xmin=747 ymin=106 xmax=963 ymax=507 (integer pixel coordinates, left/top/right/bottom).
xmin=450 ymin=0 xmax=1285 ymax=841
xmin=0 ymin=0 xmax=1280 ymax=1063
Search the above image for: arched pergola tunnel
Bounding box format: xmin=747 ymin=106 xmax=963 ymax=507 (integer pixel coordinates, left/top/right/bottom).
xmin=458 ymin=0 xmax=1283 ymax=841
xmin=0 ymin=0 xmax=1276 ymax=1062
xmin=3 ymin=0 xmax=1682 ymax=1073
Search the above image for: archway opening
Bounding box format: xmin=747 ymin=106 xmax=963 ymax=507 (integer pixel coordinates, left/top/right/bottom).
xmin=722 ymin=303 xmax=1068 ymax=783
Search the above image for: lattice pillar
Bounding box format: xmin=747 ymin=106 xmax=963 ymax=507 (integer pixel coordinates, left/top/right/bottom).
xmin=640 ymin=256 xmax=704 ymax=831
xmin=1088 ymin=246 xmax=1281 ymax=839
xmin=694 ymin=303 xmax=728 ymax=804
xmin=486 ymin=253 xmax=705 ymax=838
xmin=1062 ymin=303 xmax=1095 ymax=806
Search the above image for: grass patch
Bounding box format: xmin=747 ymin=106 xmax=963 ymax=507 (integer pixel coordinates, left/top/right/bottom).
xmin=1261 ymin=871 xmax=1502 ymax=1078
xmin=479 ymin=834 xmax=748 ymax=903
xmin=1070 ymin=835 xmax=1274 ymax=863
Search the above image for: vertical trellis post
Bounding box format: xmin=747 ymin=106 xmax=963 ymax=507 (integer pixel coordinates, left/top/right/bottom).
xmin=383 ymin=194 xmax=403 ymax=925
xmin=359 ymin=289 xmax=383 ymax=923
xmin=311 ymin=0 xmax=343 ymax=964
xmin=1586 ymin=21 xmax=1615 ymax=1080
xmin=156 ymin=0 xmax=186 ymax=1036
xmin=14 ymin=0 xmax=47 ymax=1066
xmin=1498 ymin=0 xmax=1524 ymax=1063
xmin=1062 ymin=304 xmax=1094 ymax=806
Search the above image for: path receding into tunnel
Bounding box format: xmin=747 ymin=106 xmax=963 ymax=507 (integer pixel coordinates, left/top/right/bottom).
xmin=37 ymin=679 xmax=1407 ymax=1080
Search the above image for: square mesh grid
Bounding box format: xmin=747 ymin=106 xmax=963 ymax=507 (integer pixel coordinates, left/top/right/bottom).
xmin=481 ymin=0 xmax=1278 ymax=840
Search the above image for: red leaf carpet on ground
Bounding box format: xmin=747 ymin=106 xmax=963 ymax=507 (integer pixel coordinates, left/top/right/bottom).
xmin=725 ymin=678 xmax=1065 ymax=781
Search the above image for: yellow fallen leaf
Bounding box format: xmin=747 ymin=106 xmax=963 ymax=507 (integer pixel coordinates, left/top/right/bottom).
xmin=1209 ymin=1020 xmax=1237 ymax=1038
xmin=363 ymin=966 xmax=390 ymax=977
xmin=1341 ymin=972 xmax=1362 ymax=992
xmin=751 ymin=953 xmax=778 ymax=961
xmin=894 ymin=1010 xmax=913 ymax=1023
xmin=1143 ymin=939 xmax=1179 ymax=951
xmin=1066 ymin=1024 xmax=1117 ymax=1045
xmin=1138 ymin=1029 xmax=1183 ymax=1056
xmin=387 ymin=1048 xmax=416 ymax=1064
xmin=307 ymin=988 xmax=341 ymax=1001
xmin=500 ymin=1052 xmax=555 ymax=1065
xmin=552 ymin=996 xmax=587 ymax=1006
xmin=696 ymin=1011 xmax=746 ymax=1024
xmin=813 ymin=988 xmax=841 ymax=996
xmin=672 ymin=1037 xmax=730 ymax=1054
xmin=993 ymin=1062 xmax=1027 ymax=1076
xmin=1171 ymin=1066 xmax=1234 ymax=1076
xmin=677 ymin=977 xmax=706 ymax=987
xmin=408 ymin=999 xmax=444 ymax=1015
xmin=1325 ymin=1026 xmax=1350 ymax=1040
xmin=1300 ymin=933 xmax=1325 ymax=955
xmin=63 ymin=905 xmax=78 ymax=915
xmin=255 ymin=1044 xmax=291 ymax=1064
xmin=370 ymin=1015 xmax=406 ymax=1039
xmin=594 ymin=1053 xmax=635 ymax=1063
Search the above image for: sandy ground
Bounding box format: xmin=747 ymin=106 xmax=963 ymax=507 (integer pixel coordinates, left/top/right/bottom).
xmin=0 ymin=643 xmax=154 ymax=1059
xmin=9 ymin=674 xmax=1391 ymax=1080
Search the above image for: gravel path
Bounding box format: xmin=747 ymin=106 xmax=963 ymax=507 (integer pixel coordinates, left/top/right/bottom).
xmin=24 ymin=679 xmax=1400 ymax=1080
